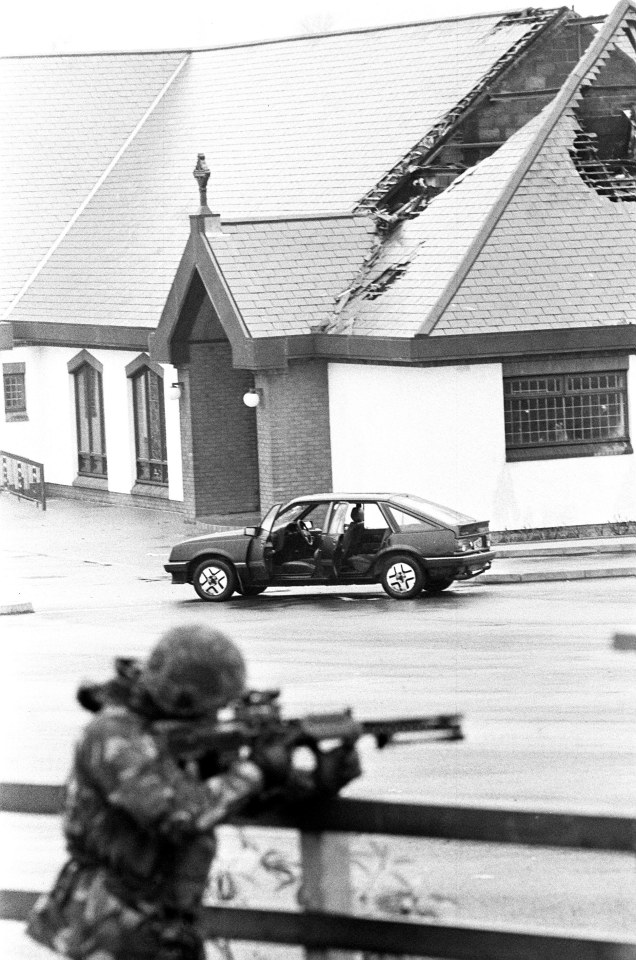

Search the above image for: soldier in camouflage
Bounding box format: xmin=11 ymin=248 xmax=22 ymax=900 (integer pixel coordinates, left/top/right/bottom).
xmin=27 ymin=624 xmax=360 ymax=959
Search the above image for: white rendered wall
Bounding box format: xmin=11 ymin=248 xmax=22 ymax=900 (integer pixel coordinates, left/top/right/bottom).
xmin=0 ymin=345 xmax=183 ymax=502
xmin=328 ymin=360 xmax=636 ymax=531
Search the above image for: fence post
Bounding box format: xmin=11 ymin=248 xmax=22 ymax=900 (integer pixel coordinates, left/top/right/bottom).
xmin=299 ymin=831 xmax=360 ymax=960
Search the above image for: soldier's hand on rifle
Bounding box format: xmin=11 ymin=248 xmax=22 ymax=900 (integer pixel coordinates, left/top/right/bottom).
xmin=251 ymin=739 xmax=292 ymax=787
xmin=314 ymin=742 xmax=362 ymax=795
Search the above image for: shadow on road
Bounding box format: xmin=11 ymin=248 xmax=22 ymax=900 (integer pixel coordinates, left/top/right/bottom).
xmin=174 ymin=588 xmax=476 ymax=611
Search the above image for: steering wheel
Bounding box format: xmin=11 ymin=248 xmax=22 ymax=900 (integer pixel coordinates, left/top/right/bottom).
xmin=296 ymin=519 xmax=315 ymax=546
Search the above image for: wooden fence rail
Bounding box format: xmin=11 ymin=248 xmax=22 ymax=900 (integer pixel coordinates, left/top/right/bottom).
xmin=1 ymin=782 xmax=633 ymax=850
xmin=1 ymin=782 xmax=635 ymax=959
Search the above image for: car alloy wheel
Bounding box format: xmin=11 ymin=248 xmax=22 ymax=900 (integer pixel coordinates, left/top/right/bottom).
xmin=192 ymin=558 xmax=236 ymax=602
xmin=381 ymin=554 xmax=423 ymax=600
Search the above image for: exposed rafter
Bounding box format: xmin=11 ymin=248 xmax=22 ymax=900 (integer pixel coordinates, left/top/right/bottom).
xmin=354 ymin=7 xmax=569 ymax=218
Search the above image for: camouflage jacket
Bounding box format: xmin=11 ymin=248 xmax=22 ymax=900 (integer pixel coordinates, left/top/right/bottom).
xmin=61 ymin=703 xmax=260 ymax=912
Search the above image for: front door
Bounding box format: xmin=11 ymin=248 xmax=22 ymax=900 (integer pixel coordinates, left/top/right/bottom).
xmin=245 ymin=503 xmax=282 ymax=582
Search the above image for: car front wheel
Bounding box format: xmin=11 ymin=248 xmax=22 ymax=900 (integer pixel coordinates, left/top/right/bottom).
xmin=192 ymin=558 xmax=236 ymax=602
xmin=380 ymin=555 xmax=423 ymax=600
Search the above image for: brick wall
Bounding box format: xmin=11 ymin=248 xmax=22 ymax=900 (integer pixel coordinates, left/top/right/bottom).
xmin=181 ymin=343 xmax=260 ymax=518
xmin=255 ymin=360 xmax=332 ymax=509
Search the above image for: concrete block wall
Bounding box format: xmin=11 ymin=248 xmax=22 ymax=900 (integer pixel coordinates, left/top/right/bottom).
xmin=472 ymin=20 xmax=597 ymax=144
xmin=579 ymin=42 xmax=636 ymax=119
xmin=255 ymin=360 xmax=332 ymax=510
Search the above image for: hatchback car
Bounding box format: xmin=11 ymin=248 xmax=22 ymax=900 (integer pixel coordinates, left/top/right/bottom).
xmin=165 ymin=493 xmax=494 ymax=602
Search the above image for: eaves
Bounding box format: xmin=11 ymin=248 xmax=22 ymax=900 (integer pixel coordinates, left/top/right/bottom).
xmin=6 ymin=323 xmax=635 ymax=369
xmin=237 ymin=325 xmax=636 ymax=369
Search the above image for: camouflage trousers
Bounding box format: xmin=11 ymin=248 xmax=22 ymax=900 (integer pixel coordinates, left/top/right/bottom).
xmin=27 ymin=860 xmax=206 ymax=960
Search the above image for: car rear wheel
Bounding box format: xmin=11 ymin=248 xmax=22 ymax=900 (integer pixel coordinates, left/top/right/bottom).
xmin=380 ymin=555 xmax=423 ymax=600
xmin=424 ymin=574 xmax=455 ymax=594
xmin=192 ymin=558 xmax=236 ymax=602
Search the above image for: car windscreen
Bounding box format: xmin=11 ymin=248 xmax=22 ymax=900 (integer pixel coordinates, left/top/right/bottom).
xmin=270 ymin=503 xmax=308 ymax=533
xmin=391 ymin=495 xmax=475 ymax=526
xmin=259 ymin=503 xmax=283 ymax=535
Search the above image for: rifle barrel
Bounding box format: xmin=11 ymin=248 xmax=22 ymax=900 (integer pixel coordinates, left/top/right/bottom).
xmin=361 ymin=714 xmax=464 ymax=746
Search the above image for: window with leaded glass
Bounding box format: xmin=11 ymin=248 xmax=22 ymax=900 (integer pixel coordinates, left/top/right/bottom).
xmin=73 ymin=362 xmax=107 ymax=477
xmin=131 ymin=366 xmax=168 ymax=485
xmin=3 ymin=363 xmax=27 ymax=420
xmin=503 ymin=363 xmax=631 ymax=461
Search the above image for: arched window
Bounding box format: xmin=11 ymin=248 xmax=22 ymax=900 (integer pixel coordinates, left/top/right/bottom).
xmin=127 ymin=356 xmax=168 ymax=485
xmin=68 ymin=352 xmax=107 ymax=478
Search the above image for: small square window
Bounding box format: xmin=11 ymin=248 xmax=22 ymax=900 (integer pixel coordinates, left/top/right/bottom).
xmin=3 ymin=366 xmax=27 ymax=421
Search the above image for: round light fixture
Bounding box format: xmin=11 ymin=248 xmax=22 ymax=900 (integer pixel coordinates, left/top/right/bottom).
xmin=243 ymin=387 xmax=260 ymax=408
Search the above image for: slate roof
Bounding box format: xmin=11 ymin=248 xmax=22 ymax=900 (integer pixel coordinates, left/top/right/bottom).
xmin=1 ymin=11 xmax=557 ymax=330
xmin=325 ymin=111 xmax=546 ymax=337
xmin=434 ymin=110 xmax=636 ymax=335
xmin=328 ymin=2 xmax=636 ymax=339
xmin=210 ymin=217 xmax=375 ymax=337
xmin=0 ymin=53 xmax=187 ymax=321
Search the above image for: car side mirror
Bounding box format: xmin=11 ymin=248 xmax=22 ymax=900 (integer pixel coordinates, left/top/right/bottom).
xmin=244 ymin=526 xmax=259 ymax=536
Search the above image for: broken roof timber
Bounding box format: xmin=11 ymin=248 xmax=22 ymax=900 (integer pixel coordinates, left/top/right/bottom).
xmin=416 ymin=0 xmax=636 ymax=338
xmin=355 ymin=7 xmax=569 ymax=214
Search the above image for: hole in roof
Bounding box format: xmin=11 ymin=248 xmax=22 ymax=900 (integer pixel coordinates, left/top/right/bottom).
xmin=569 ymin=109 xmax=636 ymax=202
xmin=362 ymin=263 xmax=409 ymax=300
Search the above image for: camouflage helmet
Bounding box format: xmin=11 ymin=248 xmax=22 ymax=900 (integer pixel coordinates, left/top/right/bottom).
xmin=139 ymin=624 xmax=246 ymax=717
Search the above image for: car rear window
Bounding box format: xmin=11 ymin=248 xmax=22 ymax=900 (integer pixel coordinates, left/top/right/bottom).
xmin=391 ymin=495 xmax=475 ymax=526
xmin=384 ymin=505 xmax=441 ymax=533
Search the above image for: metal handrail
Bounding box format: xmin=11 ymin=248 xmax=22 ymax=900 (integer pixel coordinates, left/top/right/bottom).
xmin=0 ymin=450 xmax=46 ymax=510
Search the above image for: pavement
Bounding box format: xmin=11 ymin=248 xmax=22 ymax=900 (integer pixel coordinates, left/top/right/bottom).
xmin=1 ymin=490 xmax=636 ymax=616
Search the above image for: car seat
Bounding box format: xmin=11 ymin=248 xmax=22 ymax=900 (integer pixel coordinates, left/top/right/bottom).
xmin=337 ymin=506 xmax=371 ymax=573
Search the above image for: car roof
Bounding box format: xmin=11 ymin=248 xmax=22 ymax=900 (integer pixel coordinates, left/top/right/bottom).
xmin=285 ymin=493 xmax=408 ymax=503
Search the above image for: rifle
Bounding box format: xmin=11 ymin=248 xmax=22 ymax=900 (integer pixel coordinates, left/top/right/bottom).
xmin=78 ymin=658 xmax=464 ymax=770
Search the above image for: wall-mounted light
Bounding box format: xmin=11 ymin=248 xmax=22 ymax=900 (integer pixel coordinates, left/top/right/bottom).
xmin=242 ymin=387 xmax=262 ymax=408
xmin=169 ymin=382 xmax=184 ymax=401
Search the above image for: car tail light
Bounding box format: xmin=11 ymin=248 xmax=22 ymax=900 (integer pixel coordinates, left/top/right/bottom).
xmin=456 ymin=536 xmax=487 ymax=553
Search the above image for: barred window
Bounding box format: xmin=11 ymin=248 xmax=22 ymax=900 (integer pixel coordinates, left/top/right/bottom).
xmin=131 ymin=367 xmax=168 ymax=485
xmin=73 ymin=362 xmax=107 ymax=477
xmin=3 ymin=371 xmax=26 ymax=415
xmin=504 ymin=369 xmax=631 ymax=461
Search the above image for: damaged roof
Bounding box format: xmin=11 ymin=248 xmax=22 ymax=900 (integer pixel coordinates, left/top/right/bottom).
xmin=323 ymin=112 xmax=547 ymax=337
xmin=326 ymin=0 xmax=636 ymax=339
xmin=208 ymin=216 xmax=376 ymax=337
xmin=2 ymin=8 xmax=566 ymax=329
xmin=3 ymin=4 xmax=635 ymax=347
xmin=433 ymin=109 xmax=636 ymax=335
